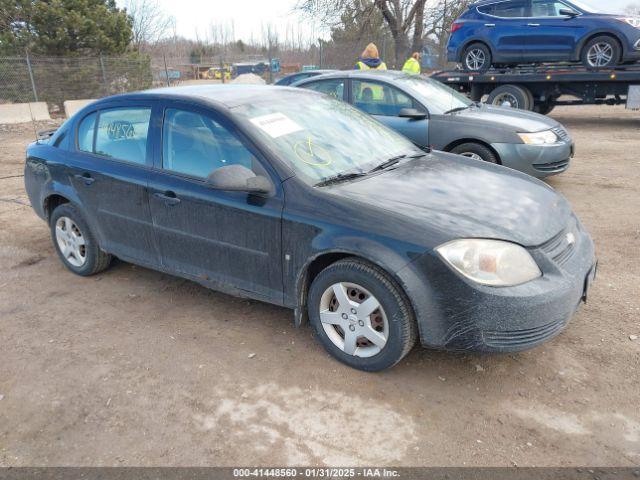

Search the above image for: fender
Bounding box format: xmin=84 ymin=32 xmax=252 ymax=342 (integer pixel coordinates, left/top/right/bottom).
xmin=292 ymin=233 xmax=420 ymax=327
xmin=574 ymin=29 xmax=627 ymax=61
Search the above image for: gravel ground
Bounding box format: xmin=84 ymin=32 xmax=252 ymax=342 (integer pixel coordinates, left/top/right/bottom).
xmin=0 ymin=106 xmax=638 ymax=467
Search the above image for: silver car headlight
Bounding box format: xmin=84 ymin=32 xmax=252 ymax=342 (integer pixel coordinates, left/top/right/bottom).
xmin=518 ymin=129 xmax=559 ymax=145
xmin=436 ymin=239 xmax=542 ymax=287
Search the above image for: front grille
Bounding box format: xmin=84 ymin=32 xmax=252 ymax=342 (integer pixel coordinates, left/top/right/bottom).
xmin=552 ymin=126 xmax=571 ymax=142
xmin=540 ymin=216 xmax=579 ymax=266
xmin=533 ymin=159 xmax=570 ymax=172
xmin=483 ymin=318 xmax=566 ymax=349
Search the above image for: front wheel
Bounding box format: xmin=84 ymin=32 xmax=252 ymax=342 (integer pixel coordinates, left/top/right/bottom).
xmin=450 ymin=142 xmax=499 ymax=164
xmin=581 ymin=36 xmax=620 ymax=70
xmin=308 ymin=259 xmax=417 ymax=372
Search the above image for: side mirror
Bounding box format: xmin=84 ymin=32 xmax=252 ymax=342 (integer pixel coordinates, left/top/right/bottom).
xmin=559 ymin=8 xmax=578 ymax=17
xmin=399 ymin=107 xmax=428 ymax=120
xmin=207 ymin=165 xmax=272 ymax=194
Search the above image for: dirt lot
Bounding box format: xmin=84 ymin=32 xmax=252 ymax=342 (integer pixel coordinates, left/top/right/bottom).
xmin=0 ymin=106 xmax=639 ymax=467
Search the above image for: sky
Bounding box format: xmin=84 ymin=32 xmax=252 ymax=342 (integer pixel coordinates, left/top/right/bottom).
xmin=117 ymin=0 xmax=639 ymax=44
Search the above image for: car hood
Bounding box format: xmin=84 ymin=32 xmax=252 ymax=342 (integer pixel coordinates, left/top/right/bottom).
xmin=326 ymin=153 xmax=571 ymax=247
xmin=451 ymin=104 xmax=559 ymax=133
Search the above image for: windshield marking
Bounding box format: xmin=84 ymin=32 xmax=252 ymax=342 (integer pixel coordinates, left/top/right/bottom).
xmin=249 ymin=112 xmax=304 ymax=138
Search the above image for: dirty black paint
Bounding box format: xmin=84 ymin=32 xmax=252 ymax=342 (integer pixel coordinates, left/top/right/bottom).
xmin=24 ymin=85 xmax=595 ymax=353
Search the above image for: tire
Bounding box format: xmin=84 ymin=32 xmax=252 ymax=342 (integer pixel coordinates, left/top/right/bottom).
xmin=581 ymin=35 xmax=620 ymax=70
xmin=50 ymin=203 xmax=111 ymax=276
xmin=308 ymin=258 xmax=417 ymax=372
xmin=450 ymin=142 xmax=499 ymax=164
xmin=462 ymin=43 xmax=492 ymax=73
xmin=487 ymin=84 xmax=532 ymax=110
xmin=534 ymin=101 xmax=555 ymax=115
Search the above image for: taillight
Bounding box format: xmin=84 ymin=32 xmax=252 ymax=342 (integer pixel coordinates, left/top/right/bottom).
xmin=451 ymin=21 xmax=464 ymax=33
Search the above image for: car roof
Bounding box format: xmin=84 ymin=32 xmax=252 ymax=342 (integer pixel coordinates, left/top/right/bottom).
xmin=294 ymin=69 xmax=418 ymax=84
xmin=90 ymin=84 xmax=322 ymax=109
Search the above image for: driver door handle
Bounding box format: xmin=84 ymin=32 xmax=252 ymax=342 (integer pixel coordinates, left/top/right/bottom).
xmin=153 ymin=191 xmax=181 ymax=206
xmin=74 ymin=173 xmax=95 ymax=185
xmin=484 ymin=23 xmax=496 ymax=27
xmin=528 ymin=23 xmax=541 ymax=26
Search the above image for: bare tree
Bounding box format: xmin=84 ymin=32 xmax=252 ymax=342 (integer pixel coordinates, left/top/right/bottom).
xmin=125 ymin=0 xmax=174 ymax=50
xmin=625 ymin=3 xmax=640 ymax=15
xmin=298 ymin=0 xmax=427 ymax=66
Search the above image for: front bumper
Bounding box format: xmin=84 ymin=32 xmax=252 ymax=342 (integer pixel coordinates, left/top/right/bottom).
xmin=491 ymin=140 xmax=574 ymax=178
xmin=396 ymin=217 xmax=596 ymax=353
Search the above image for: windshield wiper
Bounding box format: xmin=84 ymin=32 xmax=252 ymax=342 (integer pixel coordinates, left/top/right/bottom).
xmin=444 ymin=105 xmax=472 ymax=114
xmin=367 ymin=154 xmax=407 ymax=174
xmin=314 ymin=171 xmax=367 ymax=187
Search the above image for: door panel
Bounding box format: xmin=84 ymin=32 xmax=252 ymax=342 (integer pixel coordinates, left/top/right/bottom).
xmin=478 ymin=0 xmax=529 ymax=61
xmin=148 ymin=104 xmax=283 ymax=302
xmin=524 ymin=1 xmax=584 ymax=60
xmin=69 ymin=105 xmax=159 ymax=266
xmin=350 ymin=79 xmax=429 ymax=147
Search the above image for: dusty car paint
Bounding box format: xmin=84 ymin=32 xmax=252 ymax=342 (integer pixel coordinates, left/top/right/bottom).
xmin=25 ymin=85 xmax=596 ymax=353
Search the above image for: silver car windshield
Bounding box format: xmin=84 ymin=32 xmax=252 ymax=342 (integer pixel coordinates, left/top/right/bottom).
xmin=232 ymin=94 xmax=423 ymax=185
xmin=396 ymin=76 xmax=473 ymax=114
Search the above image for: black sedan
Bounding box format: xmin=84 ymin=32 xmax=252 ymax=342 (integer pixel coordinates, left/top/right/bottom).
xmin=274 ymin=69 xmax=336 ymax=86
xmin=24 ymin=85 xmax=596 ymax=371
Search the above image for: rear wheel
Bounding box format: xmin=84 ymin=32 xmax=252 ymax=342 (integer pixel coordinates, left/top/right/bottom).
xmin=487 ymin=84 xmax=533 ymax=110
xmin=50 ymin=204 xmax=111 ymax=276
xmin=581 ymin=36 xmax=620 ymax=70
xmin=450 ymin=142 xmax=498 ymax=164
xmin=308 ymin=259 xmax=417 ymax=372
xmin=463 ymin=43 xmax=492 ymax=73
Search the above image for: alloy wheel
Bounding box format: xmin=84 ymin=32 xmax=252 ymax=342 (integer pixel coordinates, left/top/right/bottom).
xmin=319 ymin=282 xmax=389 ymax=358
xmin=465 ymin=49 xmax=486 ymax=71
xmin=587 ymin=42 xmax=613 ymax=68
xmin=55 ymin=216 xmax=87 ymax=267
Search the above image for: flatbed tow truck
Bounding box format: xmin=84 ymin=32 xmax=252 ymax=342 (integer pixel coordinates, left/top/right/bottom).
xmin=431 ymin=64 xmax=640 ymax=114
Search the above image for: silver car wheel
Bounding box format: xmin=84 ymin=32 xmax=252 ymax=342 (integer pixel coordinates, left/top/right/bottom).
xmin=465 ymin=48 xmax=486 ymax=71
xmin=587 ymin=42 xmax=613 ymax=68
xmin=319 ymin=282 xmax=389 ymax=358
xmin=460 ymin=152 xmax=484 ymax=161
xmin=55 ymin=216 xmax=87 ymax=267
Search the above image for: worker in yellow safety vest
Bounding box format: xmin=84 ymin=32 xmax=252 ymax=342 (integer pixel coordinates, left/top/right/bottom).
xmin=355 ymin=43 xmax=387 ymax=71
xmin=402 ymin=52 xmax=421 ymax=75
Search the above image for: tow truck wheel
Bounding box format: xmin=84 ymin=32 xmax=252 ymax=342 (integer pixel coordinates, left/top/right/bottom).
xmin=487 ymin=85 xmax=533 ymax=110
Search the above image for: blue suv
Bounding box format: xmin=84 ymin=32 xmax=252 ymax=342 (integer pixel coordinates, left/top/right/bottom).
xmin=448 ymin=0 xmax=640 ymax=71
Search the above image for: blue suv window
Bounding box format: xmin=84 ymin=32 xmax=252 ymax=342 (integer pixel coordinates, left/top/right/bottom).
xmin=478 ymin=1 xmax=528 ymax=17
xmin=530 ymin=0 xmax=576 ymax=16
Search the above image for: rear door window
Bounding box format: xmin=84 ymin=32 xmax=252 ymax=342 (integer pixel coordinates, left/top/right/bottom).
xmin=479 ymin=1 xmax=528 ymax=17
xmin=94 ymin=107 xmax=152 ymax=165
xmin=300 ymin=79 xmax=346 ymax=100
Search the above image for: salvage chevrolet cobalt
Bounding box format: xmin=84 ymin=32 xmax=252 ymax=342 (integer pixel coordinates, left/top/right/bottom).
xmin=24 ymin=85 xmax=597 ymax=371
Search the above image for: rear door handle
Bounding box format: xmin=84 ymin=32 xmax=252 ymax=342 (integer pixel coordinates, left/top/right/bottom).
xmin=484 ymin=23 xmax=496 ymax=27
xmin=153 ymin=191 xmax=181 ymax=206
xmin=74 ymin=173 xmax=95 ymax=185
xmin=528 ymin=23 xmax=541 ymax=26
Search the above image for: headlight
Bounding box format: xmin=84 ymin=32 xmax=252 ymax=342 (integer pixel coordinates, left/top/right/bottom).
xmin=518 ymin=130 xmax=559 ymax=145
xmin=618 ymin=17 xmax=640 ymax=28
xmin=436 ymin=239 xmax=542 ymax=287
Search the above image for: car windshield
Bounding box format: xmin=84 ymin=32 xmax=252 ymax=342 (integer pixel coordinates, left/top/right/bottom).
xmin=568 ymin=1 xmax=600 ymax=13
xmin=232 ymin=93 xmax=423 ymax=185
xmin=396 ymin=75 xmax=473 ymax=114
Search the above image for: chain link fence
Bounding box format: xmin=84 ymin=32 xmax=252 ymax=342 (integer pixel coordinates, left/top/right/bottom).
xmin=0 ymin=44 xmax=447 ymax=117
